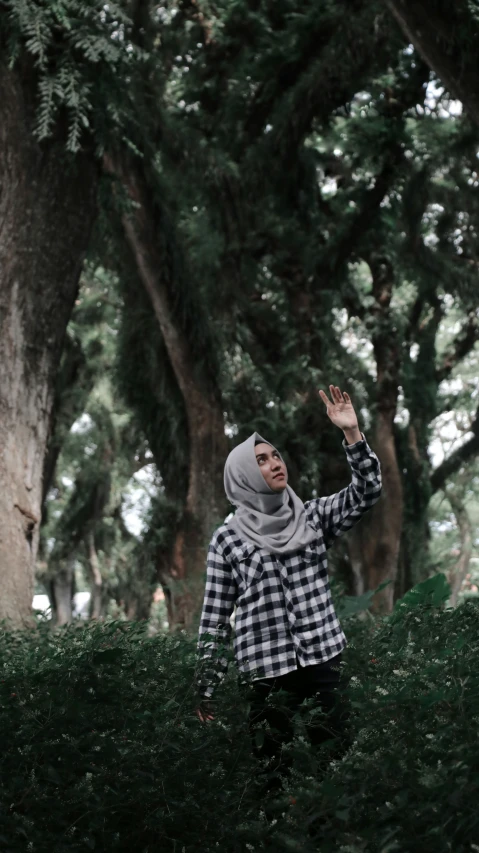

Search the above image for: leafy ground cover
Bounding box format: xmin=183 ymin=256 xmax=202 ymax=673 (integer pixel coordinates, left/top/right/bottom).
xmin=0 ymin=576 xmax=478 ymax=852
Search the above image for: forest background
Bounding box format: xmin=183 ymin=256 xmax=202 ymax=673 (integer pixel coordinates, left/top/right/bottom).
xmin=1 ymin=0 xmax=479 ymax=635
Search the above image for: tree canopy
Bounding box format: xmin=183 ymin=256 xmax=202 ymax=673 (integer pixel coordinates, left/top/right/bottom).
xmin=0 ymin=0 xmax=478 ymax=628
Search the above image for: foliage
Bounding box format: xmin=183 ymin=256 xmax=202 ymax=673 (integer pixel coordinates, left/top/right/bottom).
xmin=1 ymin=577 xmax=479 ymax=851
xmin=273 ymin=595 xmax=479 ymax=852
xmin=5 ymin=0 xmax=477 ymax=615
xmin=0 ymin=0 xmax=150 ymax=152
xmin=0 ymin=618 xmax=254 ymax=853
xmin=39 ymin=267 xmax=159 ymax=618
xmin=165 ymin=15 xmax=479 ymax=524
xmin=112 ymin=242 xmax=190 ymax=506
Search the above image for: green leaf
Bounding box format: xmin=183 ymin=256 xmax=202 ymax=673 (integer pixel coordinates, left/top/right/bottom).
xmin=92 ymin=648 xmax=125 ymax=664
xmin=254 ymin=728 xmax=265 ymax=749
xmin=392 ymin=574 xmax=451 ymax=618
xmin=336 ymin=580 xmax=392 ymax=619
xmin=45 ymin=764 xmax=63 ymax=785
xmin=335 ymin=808 xmax=350 ymax=821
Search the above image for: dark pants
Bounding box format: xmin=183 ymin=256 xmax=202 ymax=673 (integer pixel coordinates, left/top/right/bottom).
xmin=244 ymin=651 xmax=352 ymax=800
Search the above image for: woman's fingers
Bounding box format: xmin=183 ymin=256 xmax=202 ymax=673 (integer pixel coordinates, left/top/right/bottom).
xmin=331 ymin=385 xmax=344 ymax=401
xmin=320 ymin=386 xmax=347 ymax=405
xmin=196 ymin=707 xmax=215 ymax=722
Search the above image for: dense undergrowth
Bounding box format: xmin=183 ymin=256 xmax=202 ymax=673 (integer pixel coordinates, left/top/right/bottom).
xmin=0 ymin=575 xmax=478 ymax=852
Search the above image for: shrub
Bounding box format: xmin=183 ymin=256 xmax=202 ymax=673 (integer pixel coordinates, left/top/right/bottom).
xmin=0 ymin=620 xmax=256 ymax=852
xmin=0 ymin=576 xmax=478 ymax=852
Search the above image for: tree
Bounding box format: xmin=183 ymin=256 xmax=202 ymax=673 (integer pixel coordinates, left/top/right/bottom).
xmin=40 ymin=266 xmax=158 ymax=625
xmin=104 ymin=154 xmax=230 ymax=630
xmin=6 ymin=0 xmax=478 ymax=631
xmin=0 ymin=61 xmax=98 ymax=627
xmin=383 ymin=0 xmax=479 ymax=127
xmin=89 ymin=2 xmax=479 ymax=621
xmin=138 ymin=1 xmax=479 ymax=616
xmin=0 ymin=0 xmax=148 ymax=628
xmin=170 ymin=15 xmax=479 ymax=614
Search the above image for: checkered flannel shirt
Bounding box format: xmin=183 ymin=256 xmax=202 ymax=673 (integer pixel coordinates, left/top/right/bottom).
xmin=195 ymin=432 xmax=382 ymax=701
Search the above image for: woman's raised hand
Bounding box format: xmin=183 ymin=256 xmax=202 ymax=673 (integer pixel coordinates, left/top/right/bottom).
xmin=318 ymin=385 xmax=359 ymax=432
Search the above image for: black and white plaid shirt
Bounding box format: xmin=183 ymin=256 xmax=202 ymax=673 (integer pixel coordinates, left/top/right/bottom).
xmin=195 ymin=432 xmax=382 ymax=700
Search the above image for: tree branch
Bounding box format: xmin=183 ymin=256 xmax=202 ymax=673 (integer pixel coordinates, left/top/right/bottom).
xmin=436 ymin=309 xmax=479 ymax=384
xmin=430 ymin=405 xmax=479 ymax=493
xmin=327 ymin=145 xmax=405 ymax=279
xmin=248 ymin=3 xmax=394 ymax=159
xmin=383 ymin=0 xmax=479 ymax=127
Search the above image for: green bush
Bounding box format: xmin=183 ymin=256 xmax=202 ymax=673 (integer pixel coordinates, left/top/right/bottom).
xmin=0 ymin=620 xmax=257 ymax=852
xmin=0 ymin=575 xmax=478 ymax=852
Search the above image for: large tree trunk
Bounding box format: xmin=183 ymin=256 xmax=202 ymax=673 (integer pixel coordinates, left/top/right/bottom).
xmin=346 ymin=255 xmax=403 ymax=615
xmin=0 ymin=67 xmax=98 ymax=629
xmin=104 ymin=155 xmax=229 ymax=633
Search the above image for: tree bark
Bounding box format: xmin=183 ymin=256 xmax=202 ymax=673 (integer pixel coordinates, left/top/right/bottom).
xmin=383 ymin=0 xmax=479 ymax=127
xmin=125 ymin=595 xmax=152 ymax=622
xmin=347 ymin=255 xmax=403 ymax=615
xmin=48 ymin=555 xmax=76 ymax=627
xmin=104 ymin=154 xmax=229 ymax=632
xmin=447 ymin=487 xmax=474 ymax=608
xmin=42 ymin=332 xmax=89 ymax=511
xmin=87 ymin=532 xmax=104 ymax=620
xmin=0 ymin=65 xmax=98 ymax=629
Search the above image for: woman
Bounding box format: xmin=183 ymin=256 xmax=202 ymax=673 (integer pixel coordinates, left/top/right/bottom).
xmin=194 ymin=385 xmax=382 ymax=798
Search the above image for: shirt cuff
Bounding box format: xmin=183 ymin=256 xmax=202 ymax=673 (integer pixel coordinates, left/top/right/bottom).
xmin=342 ymin=431 xmax=366 ymax=448
xmin=198 ymin=690 xmax=215 ymax=701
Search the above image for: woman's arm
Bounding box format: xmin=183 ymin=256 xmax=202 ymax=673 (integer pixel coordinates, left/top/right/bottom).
xmin=195 ymin=532 xmax=238 ymax=702
xmin=305 ymin=432 xmax=382 ymax=548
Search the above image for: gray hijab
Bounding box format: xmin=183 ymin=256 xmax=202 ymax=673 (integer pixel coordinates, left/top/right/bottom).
xmin=223 ymin=431 xmax=318 ymax=555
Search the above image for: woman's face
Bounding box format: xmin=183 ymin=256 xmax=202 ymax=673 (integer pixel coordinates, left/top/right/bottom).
xmin=254 ymin=442 xmax=288 ymax=492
